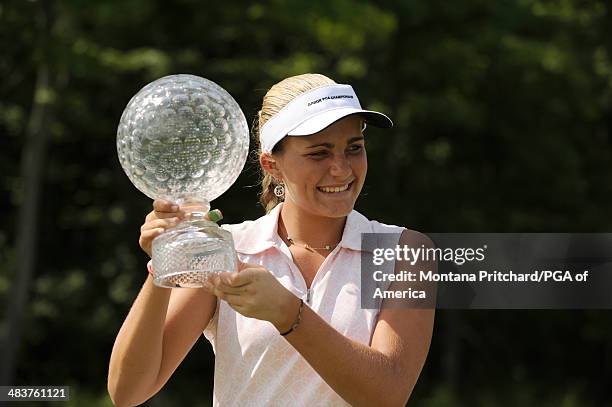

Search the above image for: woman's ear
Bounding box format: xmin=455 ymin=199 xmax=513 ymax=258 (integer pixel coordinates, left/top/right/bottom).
xmin=260 ymin=153 xmax=282 ymax=180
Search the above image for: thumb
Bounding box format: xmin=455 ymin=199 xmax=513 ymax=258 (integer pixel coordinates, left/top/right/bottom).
xmin=236 ymin=256 xmax=260 ymax=272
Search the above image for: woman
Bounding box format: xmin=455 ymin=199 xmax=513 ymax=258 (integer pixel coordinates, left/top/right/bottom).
xmin=108 ymin=73 xmax=435 ymax=406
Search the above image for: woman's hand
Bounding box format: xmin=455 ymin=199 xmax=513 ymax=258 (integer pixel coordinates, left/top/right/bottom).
xmin=139 ymin=199 xmax=223 ymax=257
xmin=205 ymin=261 xmax=301 ymax=333
xmin=139 ymin=199 xmax=185 ymax=257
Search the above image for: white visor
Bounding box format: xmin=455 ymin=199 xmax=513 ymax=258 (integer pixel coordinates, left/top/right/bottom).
xmin=260 ymin=84 xmax=392 ymax=152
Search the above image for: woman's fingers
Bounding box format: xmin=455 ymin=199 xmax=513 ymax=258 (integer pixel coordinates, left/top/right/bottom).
xmin=237 ymin=259 xmax=261 ymax=272
xmin=141 ymin=217 xmax=180 ymax=232
xmin=211 ymin=287 xmax=249 ymax=311
xmin=140 ymin=228 xmax=165 ymax=241
xmin=204 ymin=279 xmax=242 ymax=300
xmin=214 ymin=284 xmax=246 ymax=295
xmin=152 ymin=210 xmax=186 ymax=220
xmin=150 ymin=199 xmax=185 ymax=220
xmin=228 ymin=268 xmax=260 ymax=286
xmin=210 ymin=273 xmax=250 ymax=293
xmin=139 ymin=228 xmax=164 ymax=256
xmin=153 ymin=199 xmax=178 ymax=212
xmin=148 ymin=200 xmax=221 ymax=221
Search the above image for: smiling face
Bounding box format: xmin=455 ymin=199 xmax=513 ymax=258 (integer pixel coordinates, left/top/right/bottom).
xmin=261 ymin=115 xmax=367 ymax=218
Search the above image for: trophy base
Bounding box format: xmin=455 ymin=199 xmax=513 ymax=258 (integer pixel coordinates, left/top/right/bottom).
xmin=151 ymin=217 xmax=237 ymax=288
xmin=154 ymin=270 xmax=219 ymax=288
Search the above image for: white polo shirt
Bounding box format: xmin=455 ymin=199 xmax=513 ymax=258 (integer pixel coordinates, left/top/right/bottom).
xmin=203 ymin=203 xmax=404 ymax=406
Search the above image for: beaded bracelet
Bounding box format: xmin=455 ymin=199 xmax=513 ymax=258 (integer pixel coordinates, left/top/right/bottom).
xmin=280 ymin=298 xmax=304 ymax=336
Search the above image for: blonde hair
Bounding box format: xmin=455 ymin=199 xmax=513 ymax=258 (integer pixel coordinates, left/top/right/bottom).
xmin=253 ymin=73 xmax=336 ymax=213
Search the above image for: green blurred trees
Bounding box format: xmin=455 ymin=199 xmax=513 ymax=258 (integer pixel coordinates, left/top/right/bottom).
xmin=1 ymin=0 xmax=611 ymax=405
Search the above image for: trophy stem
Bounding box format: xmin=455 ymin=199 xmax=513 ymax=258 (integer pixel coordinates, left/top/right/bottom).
xmin=175 ymin=196 xmax=211 ymax=220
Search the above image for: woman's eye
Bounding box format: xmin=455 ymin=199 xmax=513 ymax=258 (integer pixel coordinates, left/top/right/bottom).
xmin=348 ymin=144 xmax=363 ymax=153
xmin=308 ymin=151 xmax=328 ymax=157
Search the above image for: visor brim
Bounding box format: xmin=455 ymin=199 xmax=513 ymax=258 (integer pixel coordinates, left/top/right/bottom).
xmin=286 ymin=107 xmax=393 ymax=136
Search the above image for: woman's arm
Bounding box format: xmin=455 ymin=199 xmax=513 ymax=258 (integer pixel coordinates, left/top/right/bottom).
xmin=281 ymin=230 xmax=435 ymax=406
xmin=282 ymin=301 xmax=433 ymax=406
xmin=108 ymin=200 xmax=218 ymax=407
xmin=210 ymin=229 xmax=435 ymax=406
xmin=107 ymin=276 xmax=216 ymax=407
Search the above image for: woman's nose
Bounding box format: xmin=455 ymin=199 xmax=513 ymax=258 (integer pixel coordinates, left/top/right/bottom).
xmin=329 ymin=154 xmax=351 ymax=177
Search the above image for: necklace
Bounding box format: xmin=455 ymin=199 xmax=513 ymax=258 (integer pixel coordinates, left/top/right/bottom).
xmin=278 ymin=217 xmax=340 ymax=251
xmin=286 ymin=236 xmax=339 ymax=251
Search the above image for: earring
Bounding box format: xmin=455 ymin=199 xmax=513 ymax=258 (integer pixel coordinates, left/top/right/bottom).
xmin=274 ymin=182 xmax=285 ymax=199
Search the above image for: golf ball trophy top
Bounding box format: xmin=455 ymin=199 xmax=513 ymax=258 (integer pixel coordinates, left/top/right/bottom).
xmin=117 ymin=74 xmax=249 ymax=287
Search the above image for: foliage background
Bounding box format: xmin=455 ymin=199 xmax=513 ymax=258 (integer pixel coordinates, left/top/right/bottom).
xmin=1 ymin=0 xmax=612 ymax=405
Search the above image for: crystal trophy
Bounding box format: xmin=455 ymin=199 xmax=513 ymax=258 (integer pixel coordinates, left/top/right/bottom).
xmin=117 ymin=74 xmax=249 ymax=287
